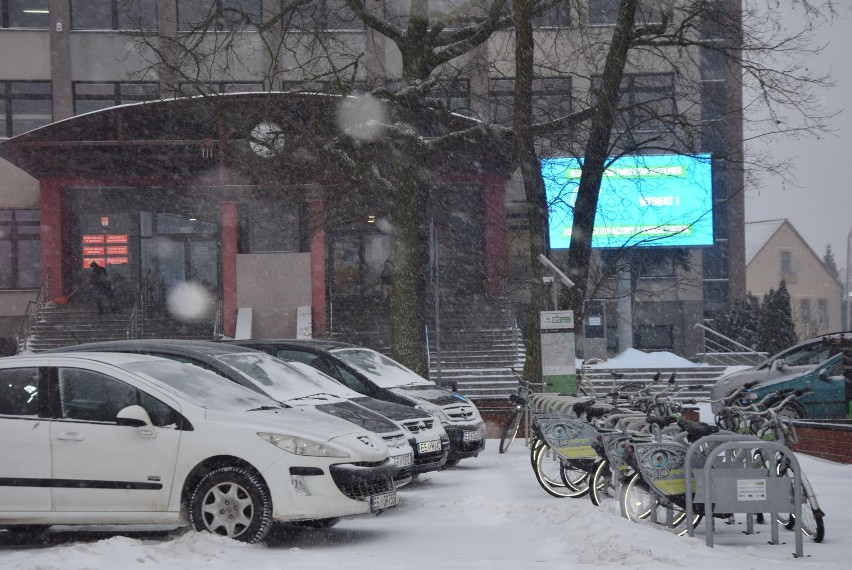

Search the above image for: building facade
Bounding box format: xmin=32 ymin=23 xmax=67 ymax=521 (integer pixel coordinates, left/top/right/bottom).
xmin=0 ymin=1 xmax=745 ymax=358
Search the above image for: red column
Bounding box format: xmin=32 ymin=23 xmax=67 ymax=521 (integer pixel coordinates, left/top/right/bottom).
xmin=40 ymin=180 xmax=63 ymax=300
xmin=307 ymin=199 xmax=327 ymax=337
xmin=483 ymin=174 xmax=508 ymax=296
xmin=220 ymin=201 xmax=238 ymax=338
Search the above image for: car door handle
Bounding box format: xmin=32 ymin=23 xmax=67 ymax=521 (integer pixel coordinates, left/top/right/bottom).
xmin=56 ymin=432 xmax=86 ymax=442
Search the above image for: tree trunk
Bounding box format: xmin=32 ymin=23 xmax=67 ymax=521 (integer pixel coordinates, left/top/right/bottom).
xmin=513 ymin=0 xmax=548 ymax=387
xmin=388 ymin=145 xmax=430 ymax=377
xmin=564 ymin=0 xmax=638 ymax=334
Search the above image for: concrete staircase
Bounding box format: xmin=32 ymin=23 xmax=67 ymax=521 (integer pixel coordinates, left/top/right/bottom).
xmin=581 ymin=366 xmax=731 ymax=401
xmin=19 ymin=302 xmax=218 ymax=353
xmin=424 ymin=298 xmax=524 ymax=400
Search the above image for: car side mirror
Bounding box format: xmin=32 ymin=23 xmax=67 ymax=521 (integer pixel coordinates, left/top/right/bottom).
xmin=772 ymin=359 xmax=786 ymax=372
xmin=116 ymin=405 xmax=157 ymax=439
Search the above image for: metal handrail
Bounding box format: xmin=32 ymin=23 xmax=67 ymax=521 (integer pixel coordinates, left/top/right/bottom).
xmin=15 ymin=276 xmax=48 ymax=354
xmin=694 ymin=322 xmax=767 ymax=366
xmin=213 ymin=299 xmax=224 ymax=339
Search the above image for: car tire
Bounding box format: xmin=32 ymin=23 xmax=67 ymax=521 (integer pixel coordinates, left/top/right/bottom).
xmin=189 ymin=466 xmax=273 ymax=543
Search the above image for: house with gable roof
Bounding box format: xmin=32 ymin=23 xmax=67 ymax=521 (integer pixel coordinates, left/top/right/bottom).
xmin=745 ymin=219 xmax=843 ymax=338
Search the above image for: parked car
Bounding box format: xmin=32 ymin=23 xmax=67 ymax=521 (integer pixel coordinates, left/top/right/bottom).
xmin=743 ymin=352 xmax=851 ymax=419
xmin=0 ymin=352 xmax=399 ymax=543
xmin=710 ymin=332 xmax=852 ymax=414
xmin=225 ymin=339 xmax=486 ymax=467
xmin=48 ymin=340 xmax=429 ymax=483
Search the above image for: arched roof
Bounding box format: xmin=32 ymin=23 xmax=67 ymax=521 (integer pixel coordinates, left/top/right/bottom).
xmin=0 ymin=92 xmax=515 ymax=183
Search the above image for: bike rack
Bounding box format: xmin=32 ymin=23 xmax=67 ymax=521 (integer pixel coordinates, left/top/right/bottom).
xmin=685 ymin=434 xmax=804 ymax=557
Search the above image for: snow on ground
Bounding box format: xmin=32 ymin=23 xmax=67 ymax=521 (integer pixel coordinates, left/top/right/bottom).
xmin=2 ymin=439 xmax=850 ymax=570
xmin=587 ymin=348 xmax=704 ymax=368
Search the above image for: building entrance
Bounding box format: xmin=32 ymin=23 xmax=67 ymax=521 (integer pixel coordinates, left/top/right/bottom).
xmin=141 ymin=212 xmax=219 ymax=307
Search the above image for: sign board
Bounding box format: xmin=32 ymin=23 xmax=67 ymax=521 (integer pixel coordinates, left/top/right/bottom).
xmin=543 ymin=153 xmax=714 ymax=249
xmin=540 ymin=310 xmax=576 ymax=394
xmin=81 ymin=231 xmax=129 ymax=269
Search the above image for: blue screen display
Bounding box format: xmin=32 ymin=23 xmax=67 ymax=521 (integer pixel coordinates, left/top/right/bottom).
xmin=542 ymin=154 xmax=714 ymax=249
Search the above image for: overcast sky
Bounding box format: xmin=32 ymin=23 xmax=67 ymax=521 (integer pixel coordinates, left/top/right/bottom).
xmin=744 ymin=2 xmax=852 ymax=280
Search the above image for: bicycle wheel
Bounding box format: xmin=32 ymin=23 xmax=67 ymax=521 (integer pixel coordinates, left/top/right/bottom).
xmin=620 ymin=472 xmax=658 ymax=522
xmin=499 ymin=408 xmax=523 ymax=454
xmin=532 ymin=444 xmax=589 ymax=498
xmin=590 ymin=460 xmax=617 ymax=506
xmin=785 ymin=502 xmax=825 ymax=543
xmin=620 ymin=473 xmax=701 ymax=535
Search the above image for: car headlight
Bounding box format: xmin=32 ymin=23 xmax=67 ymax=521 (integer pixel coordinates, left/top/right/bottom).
xmin=416 ymin=403 xmax=449 ymax=422
xmin=257 ymin=432 xmax=350 ymax=458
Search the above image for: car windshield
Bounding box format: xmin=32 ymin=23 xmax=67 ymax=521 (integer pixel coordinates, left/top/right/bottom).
xmin=331 ymin=348 xmax=433 ymax=389
xmin=216 ymin=352 xmax=361 ymax=401
xmin=760 ymin=340 xmax=834 ymax=369
xmin=124 ymin=360 xmax=281 ymax=411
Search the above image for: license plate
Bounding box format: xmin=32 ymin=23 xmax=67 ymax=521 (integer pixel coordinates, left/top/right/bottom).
xmin=393 ymin=452 xmax=413 ymax=468
xmin=370 ymin=491 xmax=398 ymax=512
xmin=418 ymin=440 xmax=442 ymax=453
xmin=463 ymin=429 xmax=482 ymax=442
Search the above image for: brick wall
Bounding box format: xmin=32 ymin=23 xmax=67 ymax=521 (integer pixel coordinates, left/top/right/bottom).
xmin=789 ymin=420 xmax=852 ymax=464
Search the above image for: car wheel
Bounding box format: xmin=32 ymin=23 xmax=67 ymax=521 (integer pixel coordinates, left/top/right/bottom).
xmin=189 ymin=466 xmax=273 ymax=543
xmin=776 ymin=402 xmax=806 ymax=421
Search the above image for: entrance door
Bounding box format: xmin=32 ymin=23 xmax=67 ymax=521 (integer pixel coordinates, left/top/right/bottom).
xmin=144 ymin=213 xmax=219 ymax=307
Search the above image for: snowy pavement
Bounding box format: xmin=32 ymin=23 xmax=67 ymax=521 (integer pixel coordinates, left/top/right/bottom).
xmin=1 ymin=439 xmax=850 ymax=570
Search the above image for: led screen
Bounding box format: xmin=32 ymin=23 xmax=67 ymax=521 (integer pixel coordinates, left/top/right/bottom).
xmin=543 ymin=154 xmax=714 ymax=249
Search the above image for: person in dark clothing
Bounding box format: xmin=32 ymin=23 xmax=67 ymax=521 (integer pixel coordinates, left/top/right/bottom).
xmin=380 ymin=258 xmax=393 ymax=301
xmin=89 ymin=261 xmax=117 ymax=315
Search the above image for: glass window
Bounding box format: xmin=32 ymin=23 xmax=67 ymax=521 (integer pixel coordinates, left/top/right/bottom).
xmin=589 ymin=0 xmax=663 ymax=26
xmin=383 ymin=0 xmax=477 ymax=30
xmin=799 ymin=297 xmax=812 ymax=325
xmin=71 ymin=0 xmax=157 ymax=30
xmin=635 ymin=325 xmax=674 ymax=350
xmin=74 ymin=82 xmax=160 ymax=115
xmin=533 ymin=3 xmax=570 ymax=27
xmin=178 ymin=0 xmax=262 ymax=31
xmin=2 ymin=81 xmax=52 ymax=137
xmin=780 ymin=250 xmax=793 ymax=274
xmin=0 ymin=367 xmax=40 ymax=416
xmin=592 ymin=73 xmax=675 ymax=133
xmin=177 ymin=81 xmax=264 ymax=97
xmin=489 ymin=76 xmax=572 ymax=127
xmin=0 ymin=209 xmax=41 ymax=289
xmin=58 ymin=368 xmax=138 ymax=423
xmin=639 ymin=255 xmax=675 ymax=277
xmin=430 ymin=79 xmax=470 ymax=114
xmin=817 ymin=299 xmax=829 ymax=328
xmin=3 ymin=0 xmax=49 ymax=28
xmin=57 ymin=366 xmax=183 ymax=427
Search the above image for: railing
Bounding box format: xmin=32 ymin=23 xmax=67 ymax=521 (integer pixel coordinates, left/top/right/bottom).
xmin=15 ymin=277 xmax=48 ymax=354
xmin=127 ymin=271 xmax=153 ymax=340
xmin=694 ymin=322 xmax=767 ymax=366
xmin=213 ymin=299 xmax=224 ymax=339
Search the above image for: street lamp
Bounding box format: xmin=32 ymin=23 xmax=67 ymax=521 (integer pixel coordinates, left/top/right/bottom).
xmin=846 ymin=227 xmax=852 ymax=330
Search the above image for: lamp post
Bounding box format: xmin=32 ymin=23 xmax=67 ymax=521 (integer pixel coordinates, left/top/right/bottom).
xmin=846 ymin=227 xmax=852 ymax=330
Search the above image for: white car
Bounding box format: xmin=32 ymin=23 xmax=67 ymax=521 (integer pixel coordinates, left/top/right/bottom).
xmin=49 ymin=341 xmax=419 ymax=485
xmin=0 ymin=353 xmax=400 ymax=543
